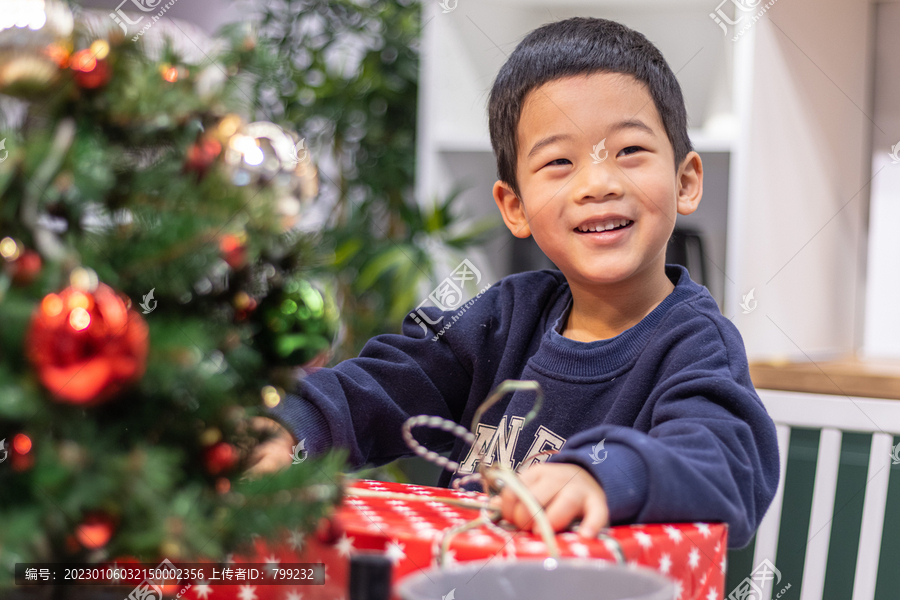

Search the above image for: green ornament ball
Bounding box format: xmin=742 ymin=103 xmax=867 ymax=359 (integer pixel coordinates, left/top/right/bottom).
xmin=254 ymin=278 xmax=339 ymax=366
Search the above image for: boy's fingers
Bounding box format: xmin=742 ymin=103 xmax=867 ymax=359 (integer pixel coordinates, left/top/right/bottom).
xmin=511 ymin=500 xmax=537 ymax=530
xmin=539 ymin=492 xmax=581 ymax=533
xmin=577 ymin=498 xmax=609 ymax=539
xmin=498 ymin=486 xmax=522 ymax=525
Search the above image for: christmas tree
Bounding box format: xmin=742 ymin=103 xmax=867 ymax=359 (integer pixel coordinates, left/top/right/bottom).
xmin=0 ymin=0 xmax=347 ymax=586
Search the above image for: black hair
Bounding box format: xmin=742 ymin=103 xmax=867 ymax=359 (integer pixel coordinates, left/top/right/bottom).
xmin=488 ymin=17 xmax=693 ymax=199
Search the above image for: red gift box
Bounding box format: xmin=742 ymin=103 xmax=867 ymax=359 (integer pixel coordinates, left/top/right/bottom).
xmin=187 ymin=479 xmax=727 ymax=600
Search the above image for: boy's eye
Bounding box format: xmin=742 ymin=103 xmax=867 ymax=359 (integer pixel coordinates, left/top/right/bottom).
xmin=619 ymin=146 xmax=644 ymax=156
xmin=546 ymin=158 xmax=571 ymax=167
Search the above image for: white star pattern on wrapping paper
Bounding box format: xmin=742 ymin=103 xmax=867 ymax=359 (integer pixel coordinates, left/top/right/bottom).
xmin=336 ymin=534 xmax=356 ymax=558
xmin=663 ymin=525 xmax=683 ymax=544
xmin=467 ymin=533 xmax=497 ymax=546
xmin=658 ymin=553 xmax=672 ymax=574
xmin=603 ymin=538 xmax=620 ymax=554
xmin=366 ymin=482 xmax=386 ymax=490
xmin=192 ymin=583 xmax=212 ymax=599
xmin=700 ymin=573 xmax=707 ymax=586
xmin=721 ymin=556 xmax=727 ymax=573
xmin=284 ymin=591 xmax=302 ymax=600
xmin=569 ymin=542 xmax=591 ymax=558
xmin=673 ymin=580 xmax=684 ymax=600
xmin=415 ymin=529 xmax=441 ymax=540
xmin=521 ymin=540 xmax=548 ymax=554
xmin=237 ymin=586 xmax=257 ymax=600
xmin=264 ymin=556 xmax=280 ymax=578
xmin=385 ymin=540 xmax=407 ymax=565
xmin=706 ymin=587 xmax=718 ymax=600
xmin=714 ymin=541 xmax=721 ymax=553
xmin=634 ymin=531 xmax=653 ymax=549
xmin=287 ymin=529 xmax=306 ymax=551
xmin=694 ymin=523 xmax=711 ymax=538
xmin=688 ymin=547 xmax=700 ymax=570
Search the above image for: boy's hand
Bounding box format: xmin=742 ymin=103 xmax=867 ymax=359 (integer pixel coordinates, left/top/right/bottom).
xmin=244 ymin=416 xmax=297 ymax=476
xmin=489 ymin=462 xmax=609 ymax=539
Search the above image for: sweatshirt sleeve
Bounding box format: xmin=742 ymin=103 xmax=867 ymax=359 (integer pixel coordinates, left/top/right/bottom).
xmin=267 ymin=306 xmax=476 ymax=470
xmin=548 ymin=306 xmax=780 ymax=549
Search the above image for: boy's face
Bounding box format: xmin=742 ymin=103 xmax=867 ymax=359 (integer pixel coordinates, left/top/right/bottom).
xmin=493 ymin=72 xmax=702 ymax=287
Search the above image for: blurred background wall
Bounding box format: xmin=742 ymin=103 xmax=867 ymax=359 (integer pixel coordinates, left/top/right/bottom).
xmin=76 ymin=0 xmax=900 ymax=361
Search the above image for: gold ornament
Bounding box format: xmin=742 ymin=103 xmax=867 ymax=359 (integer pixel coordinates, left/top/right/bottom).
xmin=0 ymin=0 xmax=74 ymax=96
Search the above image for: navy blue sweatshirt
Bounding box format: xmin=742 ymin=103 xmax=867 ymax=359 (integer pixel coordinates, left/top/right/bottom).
xmin=270 ymin=264 xmax=780 ymax=548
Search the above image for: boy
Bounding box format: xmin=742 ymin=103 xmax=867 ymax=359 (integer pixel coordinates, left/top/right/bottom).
xmin=250 ymin=16 xmax=779 ymax=549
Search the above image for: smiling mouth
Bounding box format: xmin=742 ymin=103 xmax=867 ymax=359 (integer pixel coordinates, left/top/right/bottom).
xmin=574 ymin=219 xmax=634 ymax=233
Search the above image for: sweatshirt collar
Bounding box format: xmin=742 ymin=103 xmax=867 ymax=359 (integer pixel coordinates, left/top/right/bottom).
xmin=529 ymin=264 xmax=700 ymax=379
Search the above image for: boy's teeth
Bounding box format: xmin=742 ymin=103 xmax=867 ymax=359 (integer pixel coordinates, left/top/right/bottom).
xmin=577 ymin=219 xmax=631 ymax=232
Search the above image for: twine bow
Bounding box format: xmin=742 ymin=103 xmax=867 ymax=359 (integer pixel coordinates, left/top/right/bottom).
xmin=399 ymin=380 xmax=561 ymax=563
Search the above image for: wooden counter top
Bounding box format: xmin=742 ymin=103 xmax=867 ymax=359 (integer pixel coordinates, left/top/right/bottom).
xmin=749 ymin=357 xmax=900 ymax=401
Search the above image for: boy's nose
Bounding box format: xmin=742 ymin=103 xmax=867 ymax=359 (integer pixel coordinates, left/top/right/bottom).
xmin=571 ymin=158 xmax=625 ymax=203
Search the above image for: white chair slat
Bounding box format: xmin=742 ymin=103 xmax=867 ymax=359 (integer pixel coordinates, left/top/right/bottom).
xmin=753 ymin=390 xmax=900 ymax=600
xmin=800 ymin=427 xmax=842 ymax=600
xmin=753 ymin=423 xmax=792 ymax=600
xmin=850 ymin=432 xmax=894 ymax=600
xmin=759 ymin=390 xmax=900 ymax=435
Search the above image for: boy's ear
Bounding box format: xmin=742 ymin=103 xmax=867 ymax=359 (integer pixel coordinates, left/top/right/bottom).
xmin=676 ymin=151 xmax=703 ymax=216
xmin=493 ymin=180 xmax=532 ymax=239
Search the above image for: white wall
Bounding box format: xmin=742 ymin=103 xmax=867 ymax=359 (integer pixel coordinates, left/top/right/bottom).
xmin=728 ymin=0 xmax=874 ymax=361
xmin=862 ymin=1 xmax=900 ymax=359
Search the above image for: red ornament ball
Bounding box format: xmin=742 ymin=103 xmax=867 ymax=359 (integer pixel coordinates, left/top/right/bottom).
xmin=70 ymin=50 xmax=111 ymax=90
xmin=5 ymin=433 xmax=34 ymax=472
xmin=75 ymin=512 xmax=116 ymax=549
xmin=26 ymin=283 xmax=149 ymax=405
xmin=2 ymin=249 xmax=42 ymax=286
xmin=219 ymin=234 xmax=247 ymax=270
xmin=315 ymin=515 xmax=343 ymax=544
xmin=184 ymin=137 xmax=222 ymax=178
xmin=204 ymin=442 xmax=238 ymax=475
